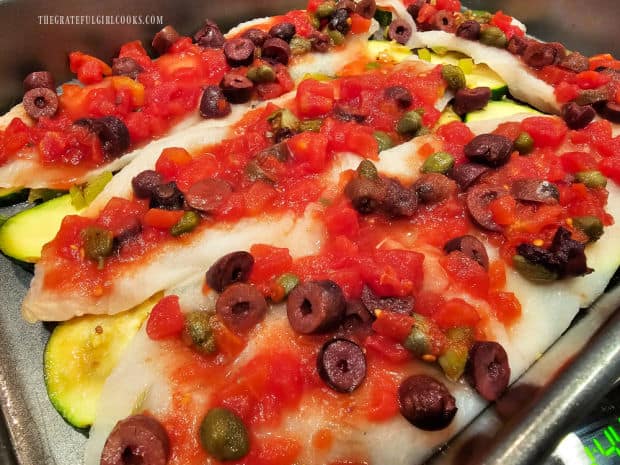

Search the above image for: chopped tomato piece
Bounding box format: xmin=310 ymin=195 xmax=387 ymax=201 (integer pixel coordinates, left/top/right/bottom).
xmin=146 ymin=295 xmax=185 ymax=340
xmin=521 ymin=117 xmax=567 ymax=149
xmin=555 ymin=81 xmax=580 ymax=103
xmin=417 ymin=3 xmax=437 ymax=22
xmin=287 ymin=131 xmax=329 ymax=172
xmin=324 ymin=200 xmax=360 ymax=238
xmin=433 ymin=297 xmax=481 ymax=330
xmin=97 ymin=197 xmax=148 ymax=236
xmin=436 ymin=0 xmax=462 ymax=11
xmin=491 ymin=11 xmax=524 ymax=39
xmin=296 ymin=79 xmax=334 ymax=117
xmin=3 ymin=118 xmax=30 ymax=154
xmin=436 ymin=121 xmax=474 ymax=162
xmin=142 ymin=208 xmax=184 ymax=229
xmin=155 ymin=147 xmax=192 ymax=180
xmin=488 ymin=260 xmax=507 ymax=290
xmin=599 ymin=155 xmax=620 ymax=184
xmin=240 ymin=436 xmax=302 ymax=465
xmin=364 ymin=333 xmax=411 ymax=363
xmin=362 ymin=249 xmax=425 ymax=297
xmin=575 ymin=70 xmax=611 ymax=90
xmin=69 ymin=51 xmax=112 ymax=85
xmin=372 ymin=311 xmax=414 ymax=342
xmin=414 ymin=290 xmax=446 ymax=318
xmin=488 ymin=291 xmax=522 ymax=326
xmin=440 ymin=251 xmax=489 ymax=298
xmin=489 ymin=195 xmax=517 ymax=226
xmin=364 ymin=372 xmax=399 ymax=422
xmin=350 ymin=14 xmax=372 ymax=34
xmin=250 ymin=244 xmax=293 ymax=283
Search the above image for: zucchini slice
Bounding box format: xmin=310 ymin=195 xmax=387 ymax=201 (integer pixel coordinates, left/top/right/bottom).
xmin=43 ymin=295 xmax=160 ymax=429
xmin=0 ymin=194 xmax=80 ymax=263
xmin=464 ymin=98 xmax=542 ymax=123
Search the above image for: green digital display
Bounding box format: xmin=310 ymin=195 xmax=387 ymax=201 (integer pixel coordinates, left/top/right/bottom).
xmin=581 ymin=419 xmax=620 ymax=465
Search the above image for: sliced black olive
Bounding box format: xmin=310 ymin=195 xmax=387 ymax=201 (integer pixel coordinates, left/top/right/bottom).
xmin=511 ymin=179 xmax=559 ymax=204
xmin=433 ymin=11 xmax=455 ymax=33
xmin=111 ymin=57 xmax=144 ymax=79
xmin=152 ymin=25 xmax=180 ymax=55
xmin=382 ymin=178 xmax=418 ymax=217
xmin=309 ymin=31 xmax=330 ymax=53
xmin=549 ymin=226 xmax=592 ymax=277
xmin=444 ymin=235 xmax=489 ymax=269
xmin=200 ymin=85 xmax=232 ymax=119
xmin=355 ymin=0 xmax=376 ymax=19
xmin=194 ymin=19 xmax=225 ymax=49
xmin=449 ymin=162 xmax=490 ymax=190
xmin=456 ymin=20 xmax=480 ymax=41
xmin=413 ymin=173 xmax=456 ymax=204
xmin=360 ymin=285 xmax=414 ymax=315
xmin=223 ymin=38 xmax=256 ymax=67
xmin=522 ymin=42 xmax=563 ymax=69
xmin=242 ymin=28 xmax=269 ymax=47
xmin=329 ymin=9 xmax=351 ymax=35
xmin=216 ymin=282 xmax=267 ymax=333
xmin=185 ymin=178 xmax=233 ymax=213
xmin=344 ymin=176 xmax=387 ymax=214
xmin=506 ymin=35 xmax=530 ymax=55
xmin=23 ymin=87 xmax=58 ymax=120
xmin=595 ymin=101 xmax=620 ymax=124
xmin=206 ymin=251 xmax=254 ymax=293
xmin=220 ymin=73 xmax=254 ymax=104
xmin=562 ymin=102 xmax=595 ymax=130
xmin=398 ymin=374 xmax=458 ymax=431
xmin=559 ymin=52 xmax=590 ymax=73
xmin=150 ymin=181 xmax=184 ymax=210
xmin=384 ymin=85 xmax=413 ymax=109
xmin=464 ymin=134 xmax=513 ymax=167
xmin=453 ymin=87 xmax=492 ymax=116
xmin=466 ymin=184 xmax=508 ymax=232
xmin=75 ymin=116 xmax=130 ymax=159
xmin=465 ymin=341 xmax=510 ymax=401
xmin=269 ymin=22 xmax=296 ymax=42
xmin=132 ymin=170 xmax=163 ymax=199
xmin=388 ymin=19 xmax=412 ymax=45
xmin=317 ymin=338 xmax=367 ymax=393
xmin=261 ymin=37 xmax=292 ymax=65
xmin=286 ymin=280 xmax=346 ymax=334
xmin=100 ymin=414 xmax=170 ymax=465
xmin=23 ymin=71 xmax=55 ymax=92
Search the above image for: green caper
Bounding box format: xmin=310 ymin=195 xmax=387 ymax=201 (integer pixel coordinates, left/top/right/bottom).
xmin=200 ymin=408 xmax=249 ymax=461
xmin=479 ymin=26 xmax=507 ymax=48
xmin=397 ymin=110 xmax=423 ymax=135
xmin=327 ymin=29 xmax=345 ymax=46
xmin=463 ymin=9 xmax=492 ymax=23
xmin=403 ymin=314 xmax=432 ymax=357
xmin=421 ymin=151 xmax=454 ymax=174
xmin=512 ymin=254 xmax=558 ymax=282
xmin=573 ymin=216 xmax=604 ymax=242
xmin=246 ymin=65 xmax=276 ymax=83
xmin=290 ymin=36 xmax=312 ymax=55
xmin=267 ymin=108 xmax=299 ymax=132
xmin=316 ymin=0 xmax=336 ymax=18
xmin=575 ymin=170 xmax=607 ymax=189
xmin=438 ymin=344 xmax=469 ymax=381
xmin=299 ymin=119 xmax=323 ymax=132
xmin=82 ymin=226 xmax=114 ymax=264
xmin=276 ymin=273 xmax=300 ymax=297
xmin=441 ymin=64 xmax=466 ymax=91
xmin=170 ymin=211 xmax=200 ymax=237
xmin=373 ymin=131 xmax=394 ymax=152
xmin=416 ymin=126 xmax=431 ymax=136
xmin=184 ymin=311 xmax=217 ymax=354
xmin=357 ymin=159 xmax=379 ymax=180
xmin=309 ymin=13 xmax=321 ymax=29
xmin=513 ymin=132 xmax=534 ymax=155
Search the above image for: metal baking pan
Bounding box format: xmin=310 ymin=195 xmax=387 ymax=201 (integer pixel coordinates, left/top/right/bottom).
xmin=0 ymin=1 xmax=619 ymax=464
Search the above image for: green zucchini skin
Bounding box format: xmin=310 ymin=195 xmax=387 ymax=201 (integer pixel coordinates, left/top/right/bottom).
xmin=0 ymin=187 xmax=27 ymax=206
xmin=464 ymin=99 xmax=542 ymax=123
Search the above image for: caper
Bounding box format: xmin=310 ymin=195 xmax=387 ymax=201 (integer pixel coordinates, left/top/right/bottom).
xmin=512 ymin=254 xmax=558 ymax=282
xmin=357 ymin=159 xmax=379 ymax=180
xmin=267 ymin=108 xmax=299 ymax=132
xmin=199 ymin=408 xmax=249 ymax=461
xmin=309 ymin=13 xmax=321 ymax=29
xmin=373 ymin=131 xmax=394 ymax=152
xmin=82 ymin=226 xmax=114 ymax=264
xmin=397 ymin=110 xmax=423 ymax=135
xmin=463 ymin=9 xmax=492 ymax=23
xmin=171 ymin=211 xmax=200 ymax=237
xmin=276 ymin=273 xmax=300 ymax=296
xmin=422 ymin=151 xmax=454 ymax=174
xmin=299 ymin=119 xmax=323 ymax=132
xmin=290 ymin=36 xmax=312 ymax=55
xmin=184 ymin=311 xmax=217 ymax=354
xmin=403 ymin=314 xmax=432 ymax=357
xmin=327 ymin=29 xmax=345 ymax=46
xmin=438 ymin=327 xmax=473 ymax=381
xmin=479 ymin=26 xmax=507 ymax=48
xmin=575 ymin=170 xmax=607 ymax=189
xmin=246 ymin=65 xmax=276 ymax=83
xmin=316 ymin=0 xmax=336 ymax=18
xmin=513 ymin=131 xmax=534 ymax=155
xmin=573 ymin=216 xmax=604 ymax=242
xmin=441 ymin=64 xmax=466 ymax=91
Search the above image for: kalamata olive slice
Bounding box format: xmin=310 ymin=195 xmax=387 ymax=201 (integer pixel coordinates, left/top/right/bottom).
xmin=335 ymin=0 xmax=356 ymax=12
xmin=453 ymin=87 xmax=492 ymax=116
xmin=355 ymin=0 xmax=376 ymax=19
xmin=456 ymin=20 xmax=480 ymax=41
xmin=444 ymin=235 xmax=489 ymax=269
xmin=206 ymin=251 xmax=254 ymax=293
xmin=75 ymin=116 xmax=130 ymax=159
xmin=345 ymin=299 xmax=375 ymax=324
xmin=559 ymin=52 xmax=590 ymax=73
xmin=465 ymin=341 xmax=510 ymax=401
xmin=150 ymin=181 xmax=184 ymax=210
xmin=388 ymin=19 xmax=412 ymax=45
xmin=466 ymin=184 xmax=508 ymax=232
xmin=216 ymin=283 xmax=268 ymax=333
xmin=506 ymin=35 xmax=530 ymax=55
xmin=112 ymin=57 xmax=143 ymax=79
xmin=100 ymin=414 xmax=170 ymax=465
xmin=329 ymin=9 xmax=351 ymax=35
xmin=406 ymin=0 xmax=425 ymax=20
xmin=152 ymin=25 xmax=180 ymax=55
xmin=23 ymin=71 xmax=55 ymax=92
xmin=522 ymin=42 xmax=562 ymax=69
xmin=132 ymin=170 xmax=163 ymax=199
xmin=360 ymin=285 xmax=414 ymax=315
xmin=200 ymin=85 xmax=231 ymax=119
xmin=384 ymin=85 xmax=413 ymax=109
xmin=434 ymin=11 xmax=455 ymax=32
xmin=511 ymin=179 xmax=559 ymax=204
xmin=562 ymin=102 xmax=595 ymax=130
xmin=549 ymin=226 xmax=592 ymax=277
xmin=309 ymin=31 xmax=330 ymax=53
xmin=261 ymin=37 xmax=291 ymax=65
xmin=413 ymin=173 xmax=456 ymax=204
xmin=464 ymin=134 xmax=513 ymax=167
xmin=223 ymin=38 xmax=255 ymax=67
xmin=595 ymin=101 xmax=620 ymax=124
xmin=269 ymin=22 xmax=296 ymax=42
xmin=334 ymin=104 xmax=367 ymax=123
xmin=23 ymin=87 xmax=58 ymax=119
xmin=449 ymin=162 xmax=490 ymax=190
xmin=344 ymin=176 xmax=387 ymax=214
xmin=317 ymin=338 xmax=367 ymax=393
xmin=382 ymin=178 xmax=418 ymax=217
xmin=194 ymin=19 xmax=225 ymax=49
xmin=185 ymin=178 xmax=233 ymax=213
xmin=287 ymin=280 xmax=346 ymax=334
xmin=220 ymin=73 xmax=254 ymax=104
xmin=398 ymin=374 xmax=458 ymax=431
xmin=242 ymin=28 xmax=268 ymax=47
